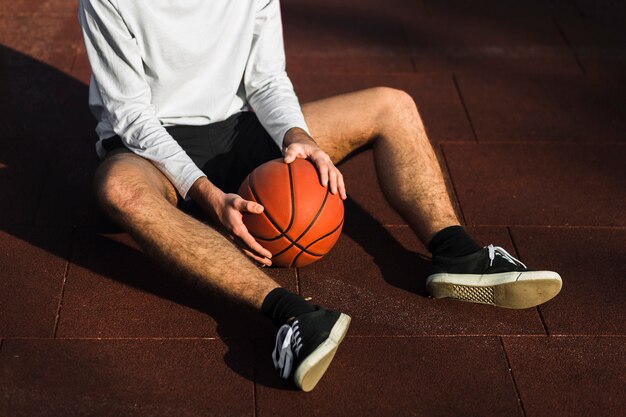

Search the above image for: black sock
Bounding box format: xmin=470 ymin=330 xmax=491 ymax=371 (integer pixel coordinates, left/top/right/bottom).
xmin=261 ymin=287 xmax=316 ymax=327
xmin=428 ymin=225 xmax=482 ymax=258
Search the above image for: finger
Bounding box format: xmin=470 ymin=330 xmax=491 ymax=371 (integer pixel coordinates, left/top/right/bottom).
xmin=337 ymin=172 xmax=347 ymax=200
xmin=234 ymin=197 xmax=264 ymax=213
xmin=242 ymin=248 xmax=272 ymax=267
xmin=328 ymin=168 xmax=338 ymax=195
xmin=283 ymin=146 xmax=298 ymax=164
xmin=244 ymin=199 xmax=264 ymax=214
xmin=233 ymin=225 xmax=273 ymax=259
xmin=318 ymin=163 xmax=329 ymax=187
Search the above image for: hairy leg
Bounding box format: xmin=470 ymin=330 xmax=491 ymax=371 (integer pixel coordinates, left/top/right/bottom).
xmin=302 ymin=87 xmax=460 ymax=243
xmin=93 ymin=151 xmax=279 ymax=309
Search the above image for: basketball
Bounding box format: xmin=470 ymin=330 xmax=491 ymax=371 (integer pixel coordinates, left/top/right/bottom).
xmin=237 ymin=158 xmax=344 ymax=268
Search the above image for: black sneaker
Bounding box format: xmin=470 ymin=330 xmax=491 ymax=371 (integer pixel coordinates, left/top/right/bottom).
xmin=272 ymin=307 xmax=351 ymax=392
xmin=426 ymin=244 xmax=562 ymax=309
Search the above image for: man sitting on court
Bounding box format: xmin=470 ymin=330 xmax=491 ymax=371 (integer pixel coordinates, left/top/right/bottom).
xmin=78 ymin=0 xmax=562 ymax=391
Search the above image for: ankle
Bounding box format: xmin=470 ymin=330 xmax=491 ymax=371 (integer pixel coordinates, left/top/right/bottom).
xmin=261 ymin=288 xmax=316 ymax=327
xmin=428 ymin=225 xmax=482 ymax=258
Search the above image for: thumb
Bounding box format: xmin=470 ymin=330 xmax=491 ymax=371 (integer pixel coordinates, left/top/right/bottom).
xmin=239 ymin=199 xmax=264 ymax=214
xmin=283 ymin=146 xmax=298 ymax=164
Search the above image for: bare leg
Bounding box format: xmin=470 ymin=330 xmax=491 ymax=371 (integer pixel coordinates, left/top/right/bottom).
xmin=302 ymin=87 xmax=460 ymax=244
xmin=93 ymin=150 xmax=279 ymax=310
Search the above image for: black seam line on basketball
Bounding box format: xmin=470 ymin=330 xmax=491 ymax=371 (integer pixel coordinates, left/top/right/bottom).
xmin=246 ymin=165 xmax=309 ymax=250
xmin=272 ymin=187 xmax=330 ymax=259
xmin=290 ymin=218 xmax=344 ymax=267
xmin=250 ymin=162 xmax=297 ymax=241
xmin=247 ymin=167 xmax=289 ymax=241
xmin=285 ymin=162 xmax=296 ymax=235
xmin=246 ymin=163 xmax=332 ymax=257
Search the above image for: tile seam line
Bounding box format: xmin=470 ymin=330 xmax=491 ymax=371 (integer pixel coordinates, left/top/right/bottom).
xmin=375 ymin=224 xmax=626 ymax=229
xmin=441 ymin=141 xmax=626 ymax=146
xmin=551 ymin=15 xmax=587 ymax=75
xmin=499 ymin=337 xmax=528 ymax=417
xmin=452 ymin=73 xmax=479 ymax=142
xmin=52 ymin=226 xmax=75 ymax=339
xmin=4 ymin=335 xmax=625 ymax=340
xmin=7 ymin=337 xmax=223 ymax=341
xmin=568 ymin=0 xmax=586 ymax=18
xmin=507 ymin=226 xmax=548 ymax=336
xmin=440 ymin=224 xmax=626 ymax=229
xmin=503 ymin=334 xmax=626 ymax=338
xmin=340 ymin=334 xmax=545 ymax=338
xmin=0 ymin=335 xmax=539 ymax=341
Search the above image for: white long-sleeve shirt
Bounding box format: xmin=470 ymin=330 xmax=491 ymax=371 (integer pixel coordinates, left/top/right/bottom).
xmin=77 ymin=0 xmax=310 ymax=198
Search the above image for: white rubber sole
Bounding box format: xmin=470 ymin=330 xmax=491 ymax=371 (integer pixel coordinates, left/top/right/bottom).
xmin=293 ymin=313 xmax=351 ymax=392
xmin=426 ymin=270 xmax=562 ymax=309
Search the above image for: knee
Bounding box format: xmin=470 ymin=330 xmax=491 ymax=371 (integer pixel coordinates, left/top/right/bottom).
xmin=93 ymin=161 xmax=155 ymax=216
xmin=372 ymin=86 xmax=423 ymax=127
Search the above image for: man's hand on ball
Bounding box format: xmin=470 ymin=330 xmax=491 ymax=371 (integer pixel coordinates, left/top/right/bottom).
xmin=283 ymin=127 xmax=347 ymax=200
xmin=188 ymin=177 xmax=272 ymax=266
xmin=216 ymin=194 xmax=273 ymax=266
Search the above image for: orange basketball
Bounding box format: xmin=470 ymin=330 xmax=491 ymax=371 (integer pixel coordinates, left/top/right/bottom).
xmin=237 ymin=158 xmax=344 ymax=268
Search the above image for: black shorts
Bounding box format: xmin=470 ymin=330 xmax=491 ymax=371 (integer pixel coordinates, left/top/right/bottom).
xmin=101 ymin=111 xmax=283 ymax=195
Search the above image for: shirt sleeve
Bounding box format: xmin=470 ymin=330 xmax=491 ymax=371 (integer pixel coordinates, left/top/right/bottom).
xmin=243 ymin=0 xmax=310 ymax=151
xmin=77 ymin=0 xmax=206 ymax=199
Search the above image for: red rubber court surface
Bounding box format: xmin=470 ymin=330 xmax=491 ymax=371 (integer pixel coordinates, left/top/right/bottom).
xmin=1 ymin=0 xmax=624 ymax=416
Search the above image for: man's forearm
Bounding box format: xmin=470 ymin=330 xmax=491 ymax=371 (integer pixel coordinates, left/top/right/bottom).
xmin=187 ymin=176 xmax=226 ymax=217
xmin=283 ymin=127 xmax=317 ymax=149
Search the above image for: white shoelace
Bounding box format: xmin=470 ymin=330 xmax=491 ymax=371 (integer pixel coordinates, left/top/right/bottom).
xmin=272 ymin=320 xmax=303 ymax=379
xmin=487 ymin=244 xmax=527 ymax=269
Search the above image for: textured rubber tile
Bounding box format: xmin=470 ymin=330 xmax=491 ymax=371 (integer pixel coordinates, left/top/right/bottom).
xmin=411 ymin=47 xmax=580 ymax=75
xmin=455 ymin=72 xmax=626 ymax=142
xmin=286 ymin=54 xmax=414 ymax=74
xmin=0 ymin=143 xmax=47 ymax=225
xmin=424 ymin=0 xmax=579 ymax=17
xmin=0 ymin=227 xmax=71 ymax=337
xmin=283 ymin=0 xmax=425 ymax=13
xmin=510 ymin=227 xmax=626 ymax=335
xmin=0 ymin=71 xmax=93 ymax=226
xmin=290 ymin=72 xmax=475 ymax=142
xmin=282 ymin=2 xmax=413 ymax=73
xmin=443 ymin=143 xmax=626 ymax=226
xmin=573 ymin=0 xmax=626 ymax=20
xmin=34 ymin=140 xmax=102 ymax=228
xmin=70 ymin=43 xmax=91 ymax=85
xmin=402 ymin=12 xmax=581 ymax=74
xmin=574 ymin=47 xmax=626 ymax=78
xmin=502 ymin=336 xmax=626 ymax=417
xmin=0 ymin=14 xmax=80 ymax=73
xmin=0 ymin=66 xmax=90 ymax=142
xmin=408 ymin=15 xmax=566 ymax=48
xmin=255 ymin=336 xmax=522 ymax=416
xmin=0 ymin=0 xmax=76 ymax=14
xmin=555 ymin=15 xmax=626 ymax=47
xmin=298 ymin=224 xmax=545 ymax=336
xmin=57 ymin=230 xmax=295 ymax=339
xmin=555 ymin=15 xmax=626 ymax=76
xmin=0 ymin=338 xmax=253 ymax=417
